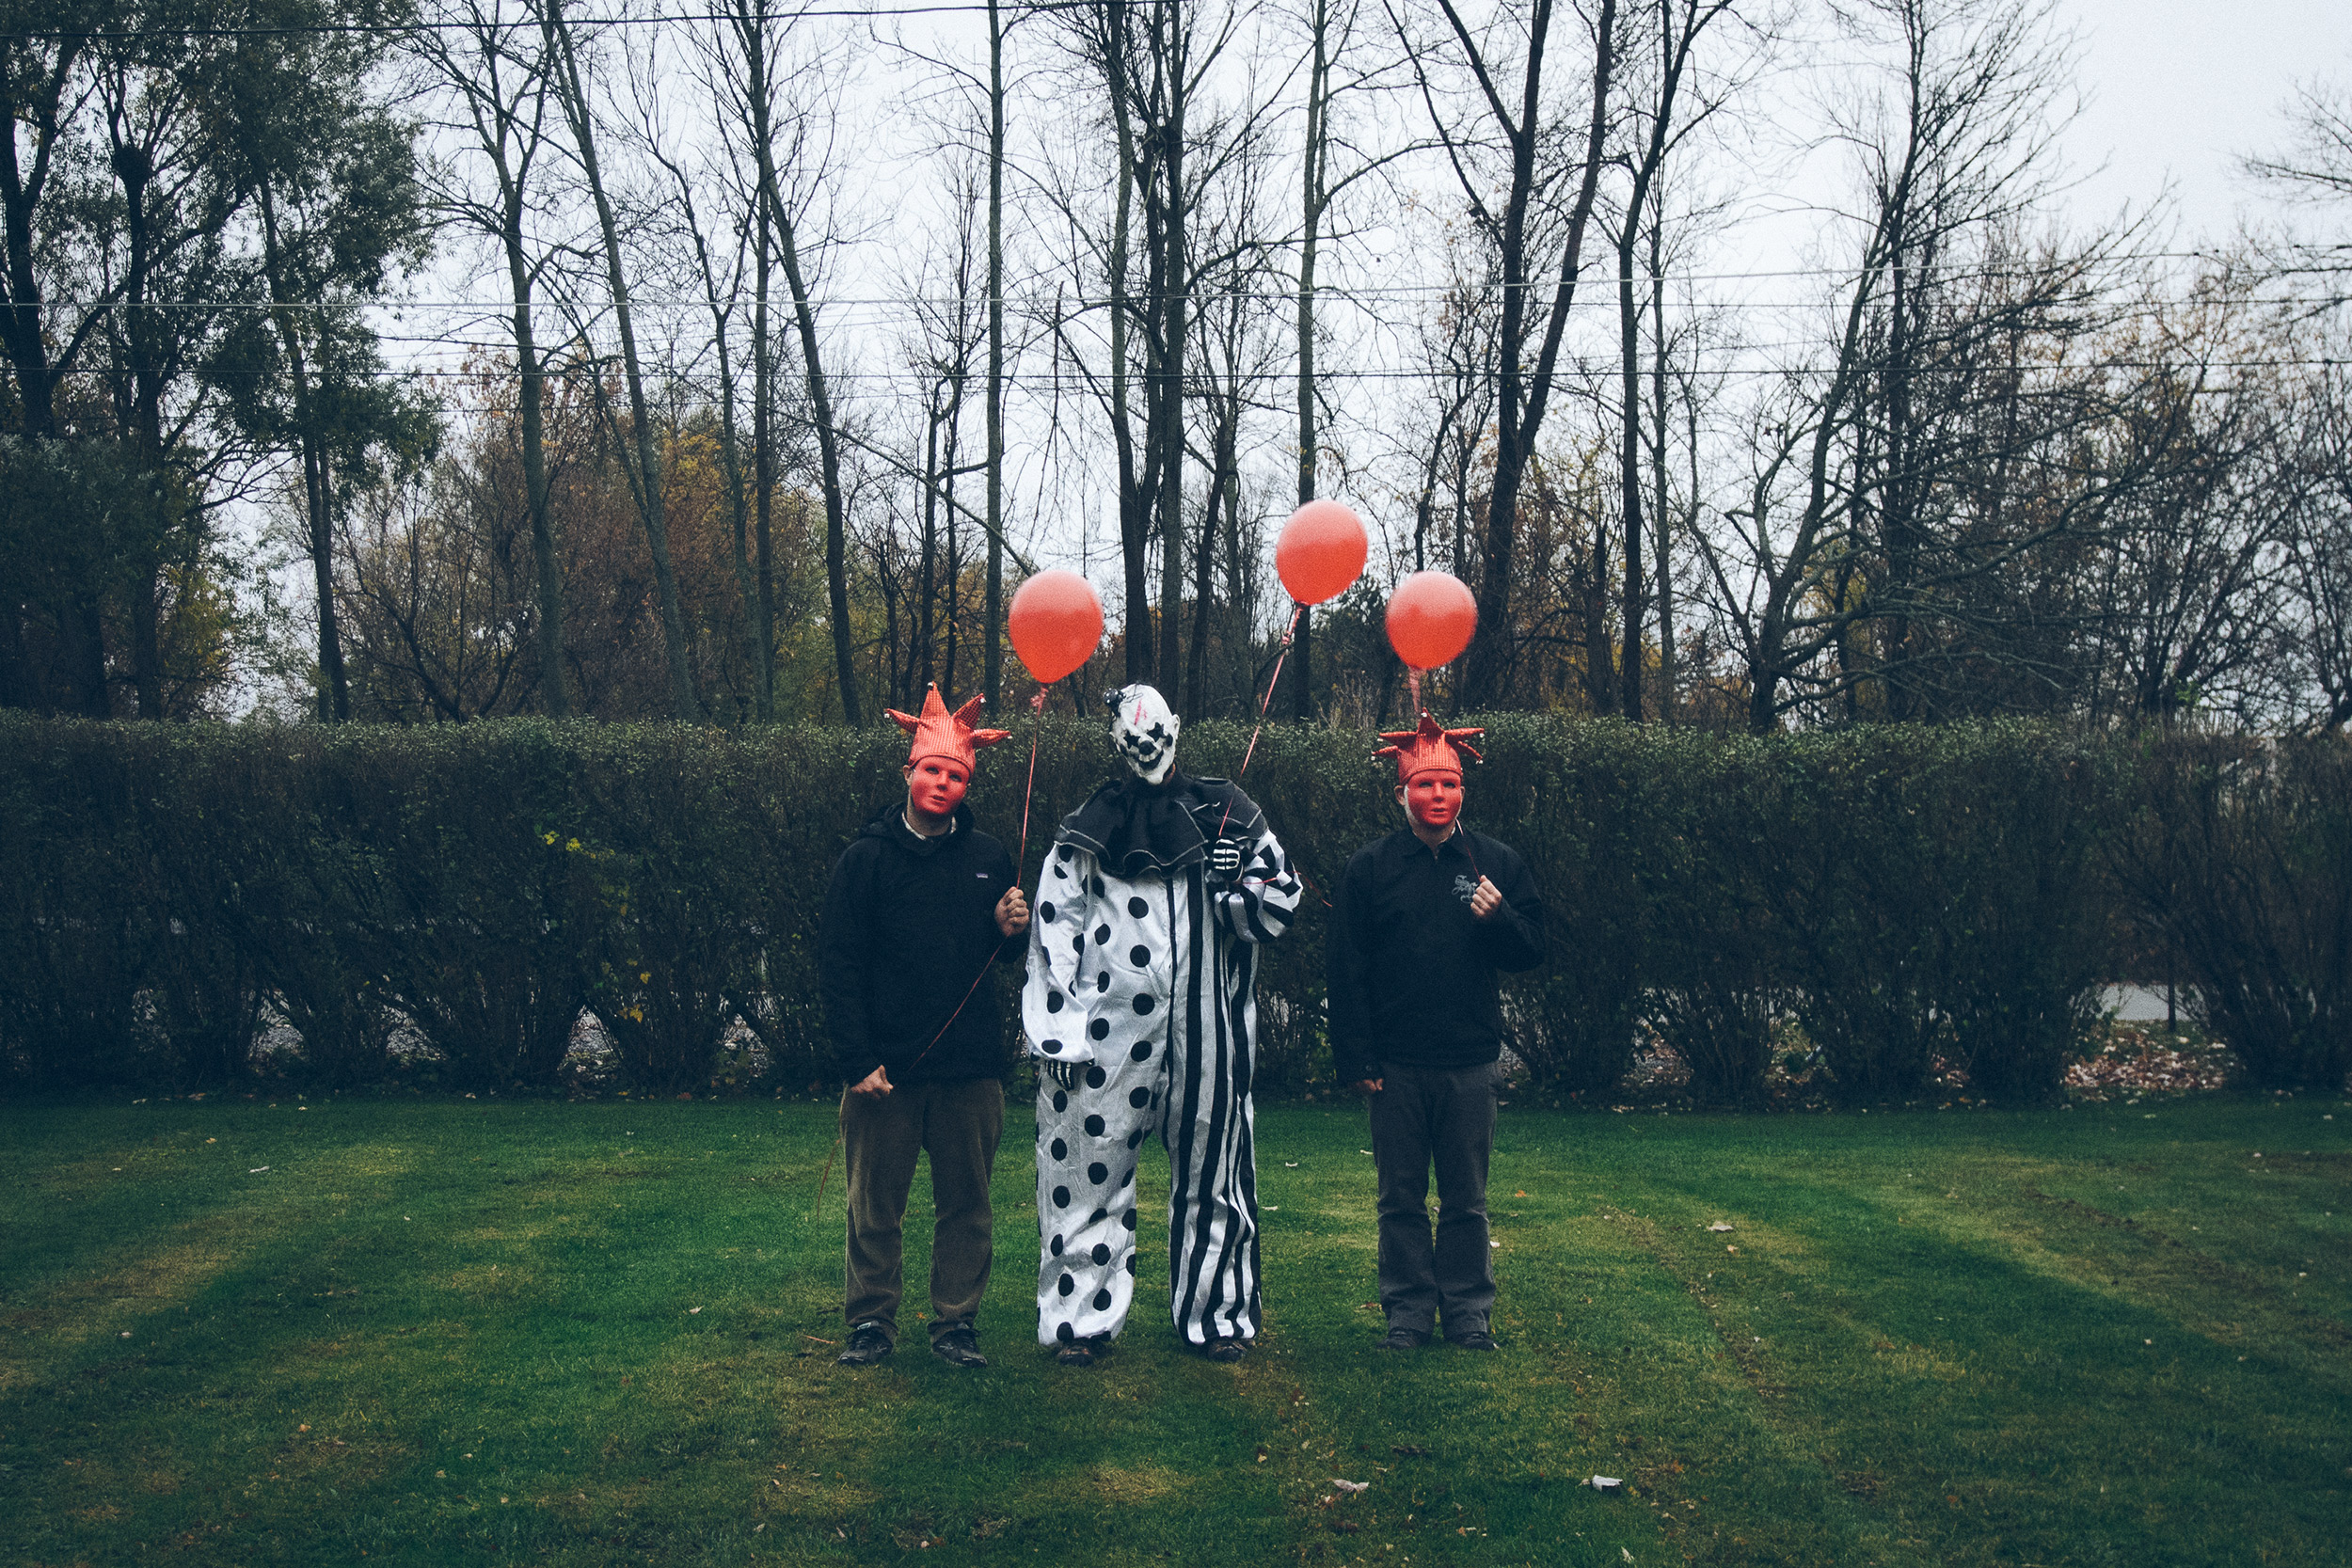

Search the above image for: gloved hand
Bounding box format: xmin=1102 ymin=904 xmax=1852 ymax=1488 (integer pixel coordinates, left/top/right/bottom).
xmin=1041 ymin=1057 xmax=1083 ymax=1090
xmin=1207 ymin=836 xmax=1245 ymax=883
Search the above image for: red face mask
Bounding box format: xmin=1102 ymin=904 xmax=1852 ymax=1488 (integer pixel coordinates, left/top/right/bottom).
xmin=1400 ymin=770 xmax=1463 ymax=831
xmin=905 ymin=757 xmax=970 ymax=821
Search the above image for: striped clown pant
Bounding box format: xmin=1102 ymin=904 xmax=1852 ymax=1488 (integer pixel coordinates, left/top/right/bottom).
xmin=1031 ymin=975 xmax=1261 ymax=1350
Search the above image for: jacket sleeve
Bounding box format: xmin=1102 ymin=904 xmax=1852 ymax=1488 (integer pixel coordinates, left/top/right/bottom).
xmin=1213 ymin=818 xmax=1303 ymax=944
xmin=1327 ymin=850 xmax=1378 ymax=1085
xmin=1477 ymin=840 xmax=1548 ymax=974
xmin=1021 ymin=841 xmax=1097 ymax=1062
xmin=989 ymin=838 xmax=1025 ymax=967
xmin=818 ymin=842 xmax=880 ymax=1084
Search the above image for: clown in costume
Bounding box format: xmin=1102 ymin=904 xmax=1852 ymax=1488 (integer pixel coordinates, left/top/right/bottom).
xmin=1327 ymin=712 xmax=1546 ymax=1353
xmin=1021 ymin=684 xmax=1301 ymax=1366
xmin=819 ymin=685 xmax=1029 ymax=1370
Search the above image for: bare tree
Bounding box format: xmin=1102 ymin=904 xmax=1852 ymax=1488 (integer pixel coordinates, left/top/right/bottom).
xmin=1392 ymin=0 xmax=1617 ymax=708
xmin=410 ymin=0 xmax=573 ymax=715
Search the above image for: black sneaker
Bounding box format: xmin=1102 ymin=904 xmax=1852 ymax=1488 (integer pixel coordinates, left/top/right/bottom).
xmin=1056 ymin=1334 xmax=1110 ymax=1368
xmin=836 ymin=1321 xmax=894 ymax=1366
xmin=1450 ymin=1330 xmax=1501 ymax=1353
xmin=931 ymin=1327 xmax=987 ymax=1369
xmin=1204 ymin=1337 xmax=1248 ymax=1364
xmin=1377 ymin=1325 xmax=1430 ymax=1352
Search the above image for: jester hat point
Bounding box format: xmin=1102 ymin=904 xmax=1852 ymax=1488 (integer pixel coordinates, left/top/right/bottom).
xmin=1375 ymin=710 xmax=1485 ymax=784
xmin=887 ymin=684 xmax=1010 ymax=771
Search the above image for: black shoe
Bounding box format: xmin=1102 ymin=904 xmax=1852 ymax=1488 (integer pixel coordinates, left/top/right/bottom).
xmin=1449 ymin=1330 xmax=1501 ymax=1353
xmin=1056 ymin=1333 xmax=1110 ymax=1369
xmin=1203 ymin=1337 xmax=1248 ymax=1364
xmin=1377 ymin=1325 xmax=1430 ymax=1352
xmin=836 ymin=1321 xmax=894 ymax=1366
xmin=931 ymin=1327 xmax=987 ymax=1369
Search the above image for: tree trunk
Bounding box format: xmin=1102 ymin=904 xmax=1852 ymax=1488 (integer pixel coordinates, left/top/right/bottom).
xmin=546 ymin=1 xmax=701 ymax=721
xmin=984 ymin=0 xmax=1008 ymax=710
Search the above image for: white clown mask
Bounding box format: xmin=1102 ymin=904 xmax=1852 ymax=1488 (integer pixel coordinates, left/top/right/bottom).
xmin=1106 ymin=683 xmax=1181 ymax=784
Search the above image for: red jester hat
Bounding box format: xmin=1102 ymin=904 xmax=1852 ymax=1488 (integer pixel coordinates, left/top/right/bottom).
xmin=887 ymin=685 xmax=1010 ymax=817
xmin=1375 ymin=711 xmax=1486 ymax=832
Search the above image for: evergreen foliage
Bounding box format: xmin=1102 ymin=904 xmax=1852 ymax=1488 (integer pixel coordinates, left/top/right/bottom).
xmin=0 ymin=717 xmax=2342 ymax=1101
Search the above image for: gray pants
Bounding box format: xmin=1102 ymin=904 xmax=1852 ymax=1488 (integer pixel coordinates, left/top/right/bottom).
xmin=1368 ymin=1060 xmax=1497 ymax=1339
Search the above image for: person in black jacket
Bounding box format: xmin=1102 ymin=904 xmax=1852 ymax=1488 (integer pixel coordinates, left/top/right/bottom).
xmin=820 ymin=686 xmax=1029 ymax=1370
xmin=1328 ymin=712 xmax=1546 ymax=1354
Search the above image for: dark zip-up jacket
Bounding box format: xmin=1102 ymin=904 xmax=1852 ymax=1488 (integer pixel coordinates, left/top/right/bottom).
xmin=1327 ymin=825 xmax=1547 ymax=1085
xmin=819 ymin=800 xmax=1022 ymax=1085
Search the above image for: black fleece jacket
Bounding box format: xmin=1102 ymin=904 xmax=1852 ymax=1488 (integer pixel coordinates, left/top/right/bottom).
xmin=818 ymin=800 xmax=1021 ymax=1085
xmin=1327 ymin=825 xmax=1548 ymax=1085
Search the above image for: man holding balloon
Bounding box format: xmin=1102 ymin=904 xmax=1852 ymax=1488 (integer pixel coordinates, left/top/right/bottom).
xmin=1327 ymin=571 xmax=1548 ymax=1354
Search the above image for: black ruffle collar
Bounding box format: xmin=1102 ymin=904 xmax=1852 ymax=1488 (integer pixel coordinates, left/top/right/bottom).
xmin=1055 ymin=771 xmax=1264 ymax=879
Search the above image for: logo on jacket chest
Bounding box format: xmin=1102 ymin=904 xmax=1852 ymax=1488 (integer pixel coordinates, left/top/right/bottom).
xmin=1453 ymin=873 xmax=1481 ymax=905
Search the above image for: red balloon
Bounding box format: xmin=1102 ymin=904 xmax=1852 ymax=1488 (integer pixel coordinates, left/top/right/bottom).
xmin=1008 ymin=569 xmax=1104 ymax=684
xmin=1385 ymin=571 xmax=1478 ymax=670
xmin=1276 ymin=499 xmax=1370 ymax=606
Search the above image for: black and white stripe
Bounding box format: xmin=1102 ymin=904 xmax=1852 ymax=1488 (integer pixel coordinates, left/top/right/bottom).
xmin=1023 ymin=822 xmax=1299 ymax=1348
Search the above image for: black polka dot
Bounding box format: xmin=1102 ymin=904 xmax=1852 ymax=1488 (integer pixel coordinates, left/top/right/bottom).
xmin=1125 ymin=1129 xmax=1144 ymax=1149
xmin=1130 ymin=1040 xmax=1152 ymax=1062
xmin=1121 ymin=1209 xmax=1136 ymax=1230
xmin=1058 ymin=846 xmax=1074 ymax=863
xmin=1050 ymin=1137 xmax=1068 ymax=1161
xmin=1086 ymin=1065 xmax=1107 ymax=1089
xmin=1089 ymin=1162 xmax=1109 ymax=1183
xmin=1128 ymin=1086 xmax=1151 ymax=1108
xmin=1088 ymin=1206 xmax=1108 ymax=1224
xmin=1053 ymin=863 xmax=1069 ymax=879
xmin=1129 ymin=945 xmax=1151 ymax=967
xmin=1046 ymin=991 xmax=1064 ymax=1013
xmin=1072 ymin=935 xmax=1085 ymax=955
xmin=1089 ymin=876 xmax=1105 ymax=895
xmin=1083 ymin=1114 xmax=1105 ymax=1137
xmin=1057 ymin=1273 xmax=1074 ymax=1297
xmin=1051 ymin=1090 xmax=1068 ymax=1114
xmin=1120 ymin=1167 xmax=1136 ymax=1189
xmin=1057 ymin=1320 xmax=1075 ymax=1343
xmin=1127 ymin=896 xmax=1149 ymax=918
xmin=1039 ymin=901 xmax=1057 ymax=923
xmin=1092 ymin=1289 xmax=1112 ymax=1310
xmin=1094 ymin=925 xmax=1112 ymax=945
xmin=1051 ymin=1233 xmax=1065 ymax=1255
xmin=1091 ymin=1243 xmax=1111 ymax=1265
xmin=1096 ymin=971 xmax=1111 ymax=991
xmin=1052 ymin=1185 xmax=1071 ymax=1208
xmin=1041 ymin=1038 xmax=1062 ymax=1055
xmin=1124 ymin=1255 xmax=1137 ymax=1275
xmin=1133 ymin=994 xmax=1156 ymax=1015
xmin=1089 ymin=1018 xmax=1110 ymax=1041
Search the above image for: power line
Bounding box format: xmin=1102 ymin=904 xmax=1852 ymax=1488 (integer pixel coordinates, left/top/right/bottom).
xmin=0 ymin=0 xmax=1113 ymax=44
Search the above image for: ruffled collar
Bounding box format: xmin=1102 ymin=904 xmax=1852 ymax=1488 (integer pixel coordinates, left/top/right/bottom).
xmin=1056 ymin=771 xmax=1264 ymax=879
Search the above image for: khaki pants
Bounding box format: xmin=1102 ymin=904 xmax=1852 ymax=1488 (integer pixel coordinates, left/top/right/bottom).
xmin=841 ymin=1076 xmax=1004 ymax=1345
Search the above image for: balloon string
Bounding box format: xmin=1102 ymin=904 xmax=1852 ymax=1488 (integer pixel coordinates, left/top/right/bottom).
xmin=1407 ymin=667 xmax=1423 ymax=718
xmin=1216 ymin=602 xmax=1303 ymax=842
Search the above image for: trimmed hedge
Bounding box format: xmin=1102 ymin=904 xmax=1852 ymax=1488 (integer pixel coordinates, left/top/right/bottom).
xmin=0 ymin=716 xmax=2344 ymax=1102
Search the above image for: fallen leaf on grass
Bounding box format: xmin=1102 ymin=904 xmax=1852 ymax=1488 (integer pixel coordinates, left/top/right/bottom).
xmin=1589 ymin=1475 xmax=1623 ymax=1492
xmin=689 ymin=1307 xmax=702 ymax=1315
xmin=248 ymin=1166 xmax=269 ymax=1174
xmin=1331 ymin=1479 xmax=1368 ymax=1493
xmin=1707 ymin=1222 xmax=1734 ymax=1232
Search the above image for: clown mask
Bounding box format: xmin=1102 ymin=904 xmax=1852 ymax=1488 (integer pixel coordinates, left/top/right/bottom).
xmin=887 ymin=684 xmax=1008 ymax=826
xmin=1106 ymin=683 xmax=1180 ymax=784
xmin=1399 ymin=768 xmax=1464 ymax=832
xmin=905 ymin=755 xmax=971 ymax=821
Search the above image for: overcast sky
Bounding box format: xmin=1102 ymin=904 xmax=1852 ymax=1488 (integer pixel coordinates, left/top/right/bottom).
xmin=2058 ymin=0 xmax=2352 ymax=238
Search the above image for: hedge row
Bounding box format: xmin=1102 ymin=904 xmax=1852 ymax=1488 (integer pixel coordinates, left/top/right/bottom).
xmin=0 ymin=716 xmax=2344 ymax=1103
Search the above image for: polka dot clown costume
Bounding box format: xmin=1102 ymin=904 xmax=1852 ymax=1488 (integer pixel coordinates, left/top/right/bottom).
xmin=1022 ymin=683 xmax=1301 ymax=1362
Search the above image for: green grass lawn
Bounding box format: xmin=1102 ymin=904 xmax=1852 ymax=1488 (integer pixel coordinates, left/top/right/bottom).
xmin=3 ymin=1091 xmax=2345 ymax=1567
